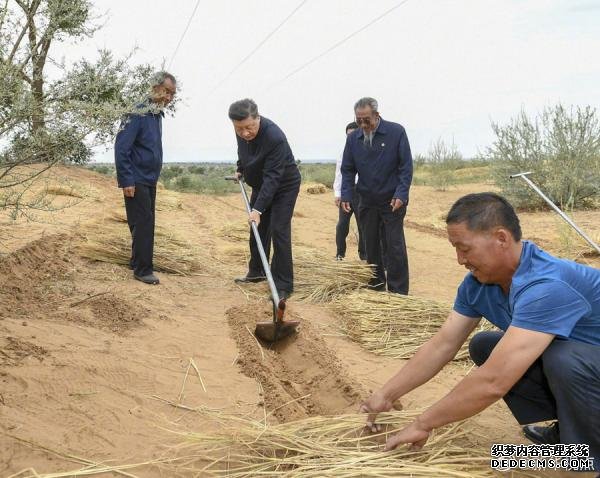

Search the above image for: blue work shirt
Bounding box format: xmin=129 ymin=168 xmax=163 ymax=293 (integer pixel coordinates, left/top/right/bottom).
xmin=340 ymin=118 xmax=413 ymax=206
xmin=114 ymin=104 xmax=164 ymax=188
xmin=454 ymin=241 xmax=600 ymax=345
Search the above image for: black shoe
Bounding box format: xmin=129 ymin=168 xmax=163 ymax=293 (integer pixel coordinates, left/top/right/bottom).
xmin=234 ymin=275 xmax=266 ymax=284
xmin=134 ymin=273 xmax=160 ymax=285
xmin=368 ymin=280 xmax=386 ymax=292
xmin=522 ymin=422 xmax=560 ymax=445
xmin=335 ymin=255 xmax=344 ymax=261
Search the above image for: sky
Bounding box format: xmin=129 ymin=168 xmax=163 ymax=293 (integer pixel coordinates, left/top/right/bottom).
xmin=61 ymin=0 xmax=600 ymax=163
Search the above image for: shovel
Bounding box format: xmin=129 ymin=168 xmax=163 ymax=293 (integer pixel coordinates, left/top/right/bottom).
xmin=510 ymin=172 xmax=600 ymax=255
xmin=225 ymin=175 xmax=300 ymax=342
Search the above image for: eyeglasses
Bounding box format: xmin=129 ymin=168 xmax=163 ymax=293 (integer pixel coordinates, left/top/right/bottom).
xmin=355 ymin=117 xmax=374 ymax=125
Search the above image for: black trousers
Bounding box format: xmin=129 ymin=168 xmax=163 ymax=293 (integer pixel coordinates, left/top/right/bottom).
xmin=359 ymin=202 xmax=409 ymax=294
xmin=336 ymin=191 xmax=365 ymax=259
xmin=247 ymin=178 xmax=300 ymax=292
xmin=470 ymin=331 xmax=600 ymax=471
xmin=124 ymin=183 xmax=156 ymax=277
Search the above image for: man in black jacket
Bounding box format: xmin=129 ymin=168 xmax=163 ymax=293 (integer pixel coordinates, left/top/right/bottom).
xmin=229 ymin=99 xmax=301 ymax=299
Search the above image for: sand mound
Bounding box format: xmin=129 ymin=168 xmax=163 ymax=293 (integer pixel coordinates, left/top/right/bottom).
xmin=0 ymin=234 xmax=147 ymax=333
xmin=62 ymin=292 xmax=148 ymax=333
xmin=0 ymin=234 xmax=74 ymax=319
xmin=227 ymin=303 xmax=365 ymax=422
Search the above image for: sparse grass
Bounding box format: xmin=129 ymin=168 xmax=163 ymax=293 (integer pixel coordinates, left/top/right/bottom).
xmin=413 ymin=160 xmax=491 ymax=189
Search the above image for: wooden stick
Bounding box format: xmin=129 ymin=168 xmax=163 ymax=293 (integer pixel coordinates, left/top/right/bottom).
xmin=69 ymin=291 xmax=110 ymax=308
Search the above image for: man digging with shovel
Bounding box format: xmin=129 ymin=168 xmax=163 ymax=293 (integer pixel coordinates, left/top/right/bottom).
xmin=228 ymin=99 xmax=301 ymax=302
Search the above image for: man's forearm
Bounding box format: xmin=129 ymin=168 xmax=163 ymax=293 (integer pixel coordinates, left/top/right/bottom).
xmin=417 ymin=368 xmax=502 ymax=431
xmin=380 ymin=336 xmax=460 ymax=401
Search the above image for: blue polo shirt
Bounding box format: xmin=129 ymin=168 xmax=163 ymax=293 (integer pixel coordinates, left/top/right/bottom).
xmin=454 ymin=241 xmax=600 ymax=345
xmin=114 ymin=104 xmax=164 ymax=188
xmin=340 ymin=118 xmax=413 ymax=206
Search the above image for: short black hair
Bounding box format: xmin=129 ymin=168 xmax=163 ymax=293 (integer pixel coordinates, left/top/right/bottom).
xmin=446 ymin=192 xmax=522 ymax=240
xmin=228 ymin=99 xmax=258 ymax=121
xmin=345 ymin=121 xmax=358 ymax=133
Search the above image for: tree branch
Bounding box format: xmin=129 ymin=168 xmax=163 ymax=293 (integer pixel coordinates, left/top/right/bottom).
xmin=7 ymin=18 xmax=29 ymax=63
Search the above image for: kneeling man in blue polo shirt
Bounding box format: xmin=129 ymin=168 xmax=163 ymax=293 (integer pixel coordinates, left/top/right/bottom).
xmin=359 ymin=192 xmax=600 ymax=471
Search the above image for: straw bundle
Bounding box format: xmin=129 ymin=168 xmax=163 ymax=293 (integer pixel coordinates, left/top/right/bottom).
xmin=77 ymin=219 xmax=211 ymax=276
xmin=45 ymin=185 xmax=84 ymax=198
xmin=331 ymin=289 xmax=491 ymax=360
xmin=175 ymin=411 xmax=503 ymax=477
xmin=216 ymin=222 xmax=249 ymax=242
xmin=306 ymin=183 xmax=327 ymax=194
xmin=293 ymin=250 xmax=374 ymax=302
xmin=156 ymin=192 xmax=184 ymax=211
xmin=216 ymin=244 xmax=249 ymax=265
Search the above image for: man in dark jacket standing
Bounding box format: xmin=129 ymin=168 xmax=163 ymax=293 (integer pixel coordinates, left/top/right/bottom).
xmin=229 ymin=99 xmax=301 ymax=299
xmin=114 ymin=71 xmax=177 ymax=285
xmin=341 ymin=97 xmax=413 ymax=294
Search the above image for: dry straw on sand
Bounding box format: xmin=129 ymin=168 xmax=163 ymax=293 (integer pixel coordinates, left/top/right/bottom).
xmin=77 ymin=213 xmax=211 ymax=276
xmin=13 ymin=412 xmax=537 ymax=477
xmin=216 ymin=222 xmax=249 ymax=242
xmin=170 ymin=410 xmax=508 ymax=477
xmin=331 ymin=289 xmax=491 ymax=360
xmin=293 ymin=250 xmax=374 ymax=302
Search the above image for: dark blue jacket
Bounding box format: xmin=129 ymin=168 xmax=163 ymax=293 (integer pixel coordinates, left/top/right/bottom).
xmin=340 ymin=118 xmax=413 ymax=206
xmin=114 ymin=106 xmax=163 ymax=188
xmin=236 ymin=117 xmax=300 ymax=213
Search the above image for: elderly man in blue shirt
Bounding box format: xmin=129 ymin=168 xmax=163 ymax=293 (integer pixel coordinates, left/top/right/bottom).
xmin=341 ymin=97 xmax=413 ymax=294
xmin=114 ymin=71 xmax=176 ymax=285
xmin=360 ymin=193 xmax=600 ymax=473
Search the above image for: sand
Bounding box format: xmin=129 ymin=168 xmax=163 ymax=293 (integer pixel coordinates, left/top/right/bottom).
xmin=1 ymin=165 xmax=598 ymax=477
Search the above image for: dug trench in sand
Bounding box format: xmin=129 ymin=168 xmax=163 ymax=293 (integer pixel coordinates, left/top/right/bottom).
xmin=226 ymin=302 xmax=365 ymax=423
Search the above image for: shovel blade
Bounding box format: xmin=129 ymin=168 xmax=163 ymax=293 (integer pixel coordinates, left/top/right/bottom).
xmin=255 ymin=320 xmax=300 ymax=342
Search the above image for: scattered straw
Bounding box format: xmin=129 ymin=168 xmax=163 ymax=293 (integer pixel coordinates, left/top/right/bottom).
xmin=170 ymin=410 xmax=523 ymax=477
xmin=178 ymin=360 xmax=192 ymax=402
xmin=190 ymin=357 xmax=207 ymax=393
xmin=69 ymin=291 xmax=111 ymax=308
xmin=6 ymin=435 xmax=144 ymax=478
xmin=245 ymin=324 xmax=265 ymax=361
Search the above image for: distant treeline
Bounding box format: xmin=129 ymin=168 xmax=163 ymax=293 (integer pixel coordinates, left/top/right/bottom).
xmin=87 ymin=158 xmax=490 ymax=196
xmin=89 ymin=104 xmax=600 ymax=209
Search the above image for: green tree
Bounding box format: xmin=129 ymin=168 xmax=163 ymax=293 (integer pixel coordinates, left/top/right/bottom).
xmin=488 ymin=105 xmax=600 ymax=209
xmin=0 ymin=0 xmax=165 ymax=215
xmin=426 ymin=138 xmax=463 ymax=191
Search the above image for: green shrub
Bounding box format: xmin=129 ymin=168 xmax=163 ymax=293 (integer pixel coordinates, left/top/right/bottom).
xmin=487 ymin=105 xmax=600 ymax=209
xmin=298 ymin=163 xmax=335 ymax=188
